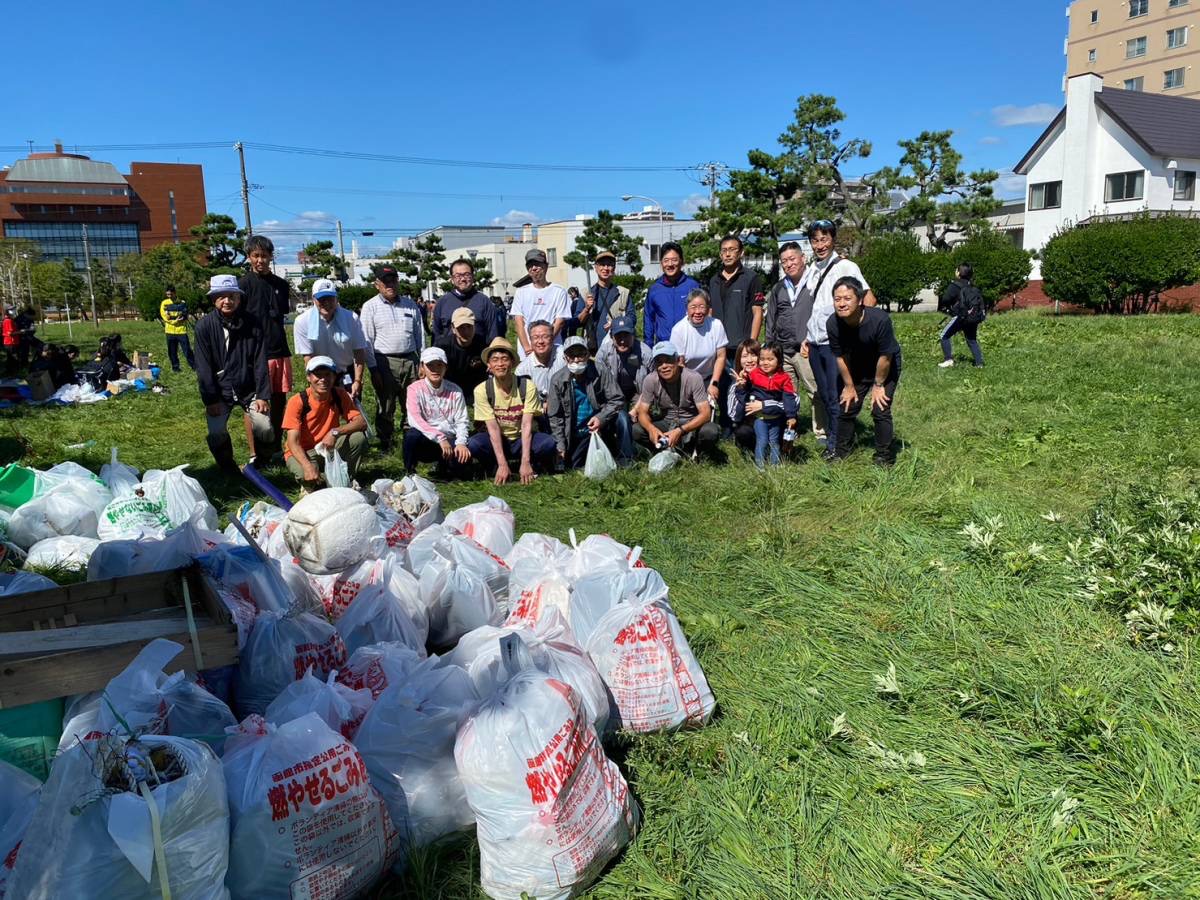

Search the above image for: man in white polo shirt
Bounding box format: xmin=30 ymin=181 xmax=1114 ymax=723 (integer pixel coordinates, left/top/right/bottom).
xmin=293 ymin=278 xmax=369 ymax=401
xmin=360 ymin=264 xmax=425 ymax=451
xmin=510 ymin=248 xmax=570 ymax=360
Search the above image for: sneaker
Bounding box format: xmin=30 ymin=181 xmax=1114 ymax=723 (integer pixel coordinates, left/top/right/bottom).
xmin=872 ymin=454 xmax=895 ymax=468
xmin=821 ymin=448 xmax=840 ymax=462
xmin=938 ymin=359 xmax=955 ymax=368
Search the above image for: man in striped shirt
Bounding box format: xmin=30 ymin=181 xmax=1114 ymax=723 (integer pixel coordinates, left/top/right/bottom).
xmin=360 ymin=264 xmax=425 ymax=451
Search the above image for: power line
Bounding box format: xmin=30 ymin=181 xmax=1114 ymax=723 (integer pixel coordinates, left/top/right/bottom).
xmin=258 ymin=183 xmax=633 ymax=203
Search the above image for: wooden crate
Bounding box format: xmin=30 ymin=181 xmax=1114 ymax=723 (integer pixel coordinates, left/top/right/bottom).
xmin=0 ymin=566 xmax=238 ymax=708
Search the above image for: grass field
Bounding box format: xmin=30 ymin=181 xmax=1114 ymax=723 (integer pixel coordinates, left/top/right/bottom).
xmin=5 ymin=311 xmax=1200 ymax=899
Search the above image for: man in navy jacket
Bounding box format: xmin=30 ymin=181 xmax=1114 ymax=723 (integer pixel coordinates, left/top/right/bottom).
xmin=643 ymin=242 xmax=700 ymax=346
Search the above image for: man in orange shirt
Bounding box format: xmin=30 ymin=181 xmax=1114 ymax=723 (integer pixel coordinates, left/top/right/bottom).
xmin=281 ymin=355 xmax=369 ymax=489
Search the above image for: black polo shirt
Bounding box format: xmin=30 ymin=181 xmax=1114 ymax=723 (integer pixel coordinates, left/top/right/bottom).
xmin=709 ymin=266 xmax=765 ymax=347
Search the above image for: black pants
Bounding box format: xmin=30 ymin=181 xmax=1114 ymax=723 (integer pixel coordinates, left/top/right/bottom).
xmin=167 ymin=334 xmax=196 ymax=371
xmin=835 ymin=380 xmax=897 ymax=461
xmin=402 ymin=429 xmax=473 ymax=477
xmin=940 ymin=317 xmax=983 ymax=366
xmin=633 ymin=418 xmax=720 ymax=456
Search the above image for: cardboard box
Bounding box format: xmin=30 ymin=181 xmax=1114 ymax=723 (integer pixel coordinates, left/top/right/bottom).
xmin=26 ymin=371 xmax=54 ymax=402
xmin=132 ymin=351 xmax=152 ymax=368
xmin=126 ymin=369 xmax=154 ymax=382
xmin=106 ymin=381 xmax=130 ymax=395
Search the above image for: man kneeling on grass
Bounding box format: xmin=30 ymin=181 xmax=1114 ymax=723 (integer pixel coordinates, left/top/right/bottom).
xmin=403 ymin=346 xmax=472 ymax=477
xmin=827 ymin=276 xmax=901 ymax=466
xmin=282 ymin=355 xmax=369 ymax=490
xmin=633 ymin=340 xmax=719 ymax=459
xmin=467 ymin=337 xmax=557 ymax=485
xmin=547 ymin=336 xmax=627 ymax=469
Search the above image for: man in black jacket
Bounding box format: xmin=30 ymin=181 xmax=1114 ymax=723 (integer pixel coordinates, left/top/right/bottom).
xmin=195 ymin=275 xmax=274 ymax=472
xmin=546 ymin=337 xmax=625 ymax=468
xmin=708 ymin=235 xmax=764 ymax=433
xmin=238 ymin=235 xmax=293 ymax=457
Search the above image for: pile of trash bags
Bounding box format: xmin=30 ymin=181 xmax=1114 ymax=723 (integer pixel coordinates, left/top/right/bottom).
xmin=0 ymin=453 xmax=715 ymax=900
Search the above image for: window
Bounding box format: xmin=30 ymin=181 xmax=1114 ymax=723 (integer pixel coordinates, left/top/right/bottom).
xmin=1091 ymin=8 xmax=1099 ymax=21
xmin=649 ymin=244 xmax=661 ymax=263
xmin=1130 ymin=0 xmax=1149 ymax=16
xmin=1168 ymin=26 xmax=1189 ymax=47
xmin=1165 ymin=66 xmax=1186 ymax=87
xmin=1169 ymin=0 xmax=1188 ymax=7
xmin=1029 ymin=181 xmax=1063 ymax=210
xmin=1089 ymin=48 xmax=1097 ymax=61
xmin=2 ymin=221 xmax=140 ymax=269
xmin=1125 ymin=76 xmax=1145 ymax=89
xmin=1105 ymin=170 xmax=1145 ymax=201
xmin=1175 ymin=170 xmax=1197 ymax=200
xmin=546 ymin=248 xmax=557 ymax=267
xmin=1127 ymin=35 xmax=1148 ymax=56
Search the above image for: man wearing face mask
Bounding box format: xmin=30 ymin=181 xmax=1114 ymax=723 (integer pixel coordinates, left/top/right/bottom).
xmin=546 ymin=337 xmax=626 ymax=469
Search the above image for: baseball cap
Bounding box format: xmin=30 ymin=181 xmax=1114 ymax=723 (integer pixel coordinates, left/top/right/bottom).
xmin=651 ymin=340 xmax=679 ymax=360
xmin=306 ymin=355 xmax=336 ymax=373
xmin=207 ymin=274 xmax=244 ymax=297
xmin=420 ymin=347 xmax=448 ymax=365
xmin=593 ymin=249 xmax=617 ymax=264
xmin=312 ymin=278 xmax=337 ymax=299
xmin=524 ymin=248 xmax=548 ymax=267
xmin=610 ymin=315 xmax=635 ymax=336
xmin=374 ymin=265 xmax=399 ymax=281
xmin=482 ymin=337 xmax=516 ymax=363
xmin=451 ymin=307 xmax=476 ymax=328
xmin=562 ymin=336 xmax=588 ymax=356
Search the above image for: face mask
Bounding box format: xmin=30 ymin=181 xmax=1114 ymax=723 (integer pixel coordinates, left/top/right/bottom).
xmin=567 ymin=361 xmax=588 ymax=375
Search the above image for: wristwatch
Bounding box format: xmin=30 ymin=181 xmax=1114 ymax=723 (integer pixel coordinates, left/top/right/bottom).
xmin=330 ymin=429 xmax=341 ymax=439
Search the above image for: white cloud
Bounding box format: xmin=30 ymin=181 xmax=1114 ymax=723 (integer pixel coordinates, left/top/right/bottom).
xmin=252 ymin=210 xmax=337 ymax=260
xmin=979 ymin=135 xmax=1003 ymax=145
xmin=991 ymin=103 xmax=1059 ymax=127
xmin=676 ymin=193 xmax=708 ymax=216
xmin=490 ymin=209 xmax=543 ymax=227
xmin=994 ymin=169 xmax=1026 ymax=198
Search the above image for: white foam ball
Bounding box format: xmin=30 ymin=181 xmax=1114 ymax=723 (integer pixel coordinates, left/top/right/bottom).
xmin=284 ymin=488 xmax=382 ymax=575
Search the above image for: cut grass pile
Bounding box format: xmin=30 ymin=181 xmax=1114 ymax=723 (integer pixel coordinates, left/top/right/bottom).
xmin=5 ymin=311 xmax=1200 ymax=898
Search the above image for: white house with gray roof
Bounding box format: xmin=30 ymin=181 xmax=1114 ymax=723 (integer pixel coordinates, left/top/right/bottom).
xmin=1015 ymin=73 xmax=1200 ymax=275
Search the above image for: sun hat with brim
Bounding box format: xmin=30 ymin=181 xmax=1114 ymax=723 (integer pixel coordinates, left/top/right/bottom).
xmin=482 ymin=337 xmax=517 ymax=363
xmin=207 ymin=274 xmax=244 ymax=297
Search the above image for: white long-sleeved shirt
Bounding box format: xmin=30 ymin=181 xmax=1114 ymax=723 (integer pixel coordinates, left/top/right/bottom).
xmin=405 ymin=378 xmax=469 ymax=445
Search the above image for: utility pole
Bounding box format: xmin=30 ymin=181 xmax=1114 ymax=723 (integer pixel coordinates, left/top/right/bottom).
xmin=336 ymin=219 xmax=346 ymax=282
xmin=235 ymin=142 xmax=253 ymax=235
xmin=700 ymin=162 xmax=727 ymax=208
xmin=81 ymin=224 xmax=98 ymax=328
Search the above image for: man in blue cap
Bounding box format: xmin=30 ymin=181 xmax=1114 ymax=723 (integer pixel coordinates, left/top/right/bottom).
xmin=632 ymin=340 xmax=718 ymax=457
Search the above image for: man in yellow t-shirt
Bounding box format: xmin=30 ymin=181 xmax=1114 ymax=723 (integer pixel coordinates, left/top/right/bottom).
xmin=159 ymin=286 xmax=195 ymax=372
xmin=467 ymin=337 xmax=557 ymax=485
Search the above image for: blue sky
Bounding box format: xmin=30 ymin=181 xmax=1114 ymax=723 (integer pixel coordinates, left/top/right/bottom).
xmin=5 ymin=0 xmax=1068 ymax=258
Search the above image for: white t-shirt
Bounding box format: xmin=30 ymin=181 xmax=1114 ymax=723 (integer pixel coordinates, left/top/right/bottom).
xmin=515 ymin=347 xmax=565 ymax=401
xmin=804 ymin=255 xmax=871 ymax=345
xmin=293 ymin=306 xmax=369 ymax=372
xmin=510 ymin=283 xmax=570 ymax=359
xmin=670 ymin=316 xmax=729 ymax=382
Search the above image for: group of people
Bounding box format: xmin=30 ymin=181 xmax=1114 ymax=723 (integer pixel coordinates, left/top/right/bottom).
xmin=191 ymin=220 xmax=975 ymax=487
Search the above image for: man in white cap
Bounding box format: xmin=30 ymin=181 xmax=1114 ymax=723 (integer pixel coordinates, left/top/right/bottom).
xmin=546 ymin=336 xmax=626 ymax=468
xmin=510 ymin=248 xmax=569 ymax=360
xmin=633 ymin=339 xmax=719 ymax=458
xmin=281 ymin=355 xmax=369 ymax=489
xmin=293 ymin=278 xmax=369 ymax=401
xmin=402 ymin=346 xmax=472 ymax=476
xmin=194 ymin=274 xmax=273 ymax=472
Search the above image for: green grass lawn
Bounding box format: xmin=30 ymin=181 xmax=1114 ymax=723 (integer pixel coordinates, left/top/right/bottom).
xmin=6 ymin=311 xmax=1200 ymax=898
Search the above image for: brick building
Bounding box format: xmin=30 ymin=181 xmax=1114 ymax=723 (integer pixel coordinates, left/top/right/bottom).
xmin=0 ymin=143 xmax=206 ymax=268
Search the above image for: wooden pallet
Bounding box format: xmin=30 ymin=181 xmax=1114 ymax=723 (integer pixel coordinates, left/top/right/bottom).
xmin=0 ymin=567 xmax=238 ymax=708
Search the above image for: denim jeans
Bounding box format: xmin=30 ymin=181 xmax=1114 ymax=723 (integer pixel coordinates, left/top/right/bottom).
xmin=808 ymin=343 xmax=842 ymax=447
xmin=753 ymin=417 xmax=783 ymax=467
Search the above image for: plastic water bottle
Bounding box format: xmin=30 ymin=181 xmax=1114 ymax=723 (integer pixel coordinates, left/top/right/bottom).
xmin=783 ymin=427 xmax=797 ymax=443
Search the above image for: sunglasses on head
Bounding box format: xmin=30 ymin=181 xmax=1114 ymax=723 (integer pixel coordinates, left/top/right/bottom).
xmin=810 ymin=220 xmax=834 ymax=230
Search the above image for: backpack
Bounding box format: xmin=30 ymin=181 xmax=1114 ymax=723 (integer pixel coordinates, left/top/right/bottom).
xmin=299 ymin=386 xmax=348 ymax=421
xmin=485 ymin=374 xmax=531 ymax=409
xmin=955 ymin=282 xmax=986 ymax=325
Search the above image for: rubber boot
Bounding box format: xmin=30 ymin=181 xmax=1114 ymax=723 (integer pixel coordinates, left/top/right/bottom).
xmin=207 ymin=433 xmax=241 ymax=474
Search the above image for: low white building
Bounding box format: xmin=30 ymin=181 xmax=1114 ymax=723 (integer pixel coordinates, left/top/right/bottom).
xmin=1015 ymin=72 xmax=1200 ymax=275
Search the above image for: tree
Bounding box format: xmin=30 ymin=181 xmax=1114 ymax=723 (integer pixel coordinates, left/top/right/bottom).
xmin=136 ymin=242 xmax=208 ymax=300
xmin=438 ymin=257 xmax=495 ymax=295
xmin=388 ymin=234 xmax=449 ymax=302
xmin=134 ymin=279 xmax=167 ymax=321
xmin=31 ymin=260 xmax=85 ymax=315
xmin=883 ymin=131 xmax=1001 ymax=250
xmin=190 ymin=213 xmax=246 ymax=270
xmin=0 ymin=238 xmax=39 ymax=309
xmin=89 ymin=258 xmax=120 ymax=316
xmin=1041 ymin=214 xmax=1200 ymax=314
xmin=563 ymin=210 xmax=646 ymax=300
xmin=299 ymin=240 xmax=347 ymax=283
xmin=858 ymin=232 xmax=931 ymax=312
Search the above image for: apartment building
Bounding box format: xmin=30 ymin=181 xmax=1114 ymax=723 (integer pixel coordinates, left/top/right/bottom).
xmin=1067 ymin=0 xmax=1199 ymax=97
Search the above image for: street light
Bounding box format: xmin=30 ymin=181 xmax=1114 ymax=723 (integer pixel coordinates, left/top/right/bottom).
xmin=19 ymin=252 xmax=33 ymax=311
xmin=620 ymin=194 xmax=665 ymax=268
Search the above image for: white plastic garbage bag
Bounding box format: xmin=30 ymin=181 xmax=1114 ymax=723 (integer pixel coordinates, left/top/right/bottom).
xmin=334 ymin=581 xmax=426 ymax=657
xmin=444 ymin=496 xmax=515 ymax=558
xmin=445 ymin=610 xmax=610 ymax=735
xmin=97 ymin=490 xmax=172 ymax=540
xmin=505 ymin=557 xmax=574 ymax=629
xmin=87 ymin=515 xmax=211 ymax=581
xmin=223 ymin=713 xmax=399 ymax=899
xmin=8 ymin=733 xmax=230 ymax=900
xmin=649 ymin=448 xmax=683 ymax=474
xmin=584 ymin=432 xmax=618 ymax=481
xmin=223 ymin=500 xmax=288 ymax=554
xmin=455 ymin=635 xmax=639 ymax=900
xmin=100 ymin=447 xmax=140 ymax=500
xmin=505 ymin=531 xmax=572 ymax=568
xmin=356 ymin=659 xmax=479 ymax=848
xmin=404 ymin=522 xmax=455 ymax=574
xmin=141 ymin=464 xmax=218 ymax=530
xmin=572 ymin=594 xmax=715 ymax=733
xmin=375 ymin=474 xmax=441 ymax=535
xmin=310 ymin=555 xmax=428 ymax=646
xmin=58 ymin=639 xmax=237 ymax=755
xmin=337 ymin=641 xmax=424 ymax=700
xmin=321 ymin=445 xmax=351 ymax=489
xmin=0 ymin=571 xmax=56 ymax=596
xmin=197 ymin=543 xmax=308 ymax=615
xmin=420 ymin=533 xmax=510 ymax=647
xmin=266 ymin=668 xmax=373 ymax=739
xmin=571 ymin=565 xmax=670 ymax=621
xmin=285 ymin=488 xmax=384 ymax=576
xmin=0 ymin=760 xmax=40 ymax=900
xmin=7 ymin=478 xmax=111 ymax=549
xmin=235 ymin=610 xmax=348 ymax=717
xmin=24 ymin=534 xmax=99 ymax=571
xmin=564 ymin=531 xmax=647 ymax=580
